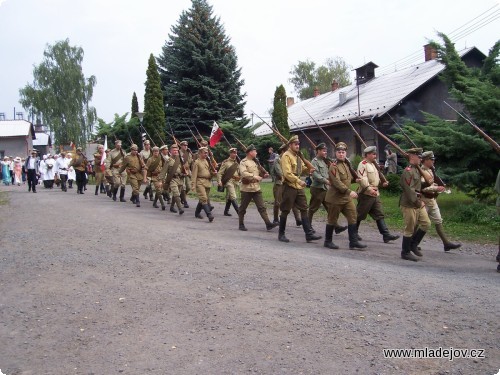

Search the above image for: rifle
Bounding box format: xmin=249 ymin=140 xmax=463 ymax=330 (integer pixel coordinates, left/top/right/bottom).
xmin=189 ymin=120 xmax=219 ymax=171
xmin=153 ymin=127 xmax=167 ymax=146
xmin=233 ymin=136 xmax=268 ymax=178
xmin=302 ymin=107 xmax=359 ymax=179
xmin=343 ymin=114 xmax=388 ymax=185
xmin=252 ymin=111 xmax=315 ymax=172
xmin=165 ymin=127 xmax=191 ymax=177
xmin=138 ymin=120 xmax=157 ymax=147
xmin=363 ymin=116 xmax=433 ymax=186
xmin=444 ymin=101 xmax=500 ymax=154
xmin=221 ymin=134 xmax=241 ymax=162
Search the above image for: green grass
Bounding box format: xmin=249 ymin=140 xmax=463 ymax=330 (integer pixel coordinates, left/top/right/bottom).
xmin=204 ymin=181 xmax=499 ymax=244
xmin=0 ymin=191 xmax=8 ymax=206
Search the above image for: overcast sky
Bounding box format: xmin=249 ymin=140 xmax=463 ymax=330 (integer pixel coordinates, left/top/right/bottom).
xmin=0 ymin=0 xmax=498 ymax=127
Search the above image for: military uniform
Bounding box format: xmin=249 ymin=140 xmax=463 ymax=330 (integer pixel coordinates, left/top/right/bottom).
xmin=399 ymin=148 xmax=431 ymax=261
xmin=159 ymin=147 xmax=185 ymax=214
xmin=140 ymin=143 xmax=153 ymax=201
xmin=191 ymin=147 xmax=215 ymax=222
xmin=106 ymin=142 xmax=128 ymax=201
xmin=118 ymin=145 xmax=146 ymax=207
xmin=238 ymin=145 xmax=275 ymax=231
xmin=217 ymin=149 xmax=240 ymax=216
xmin=420 ymin=151 xmax=461 ymax=251
xmin=278 ymin=135 xmax=321 ymax=243
xmin=272 ymin=151 xmax=302 ymax=225
xmin=146 ymin=149 xmax=166 ymax=209
xmin=69 ymin=148 xmax=87 ymax=195
xmin=93 ymin=149 xmax=105 ymax=195
xmin=159 ymin=145 xmax=171 ymax=204
xmin=356 ymin=146 xmax=399 ymax=243
xmin=180 ymin=141 xmax=193 ymax=207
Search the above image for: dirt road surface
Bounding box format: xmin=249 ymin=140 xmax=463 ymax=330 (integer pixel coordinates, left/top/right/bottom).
xmin=0 ymin=184 xmax=498 ymax=375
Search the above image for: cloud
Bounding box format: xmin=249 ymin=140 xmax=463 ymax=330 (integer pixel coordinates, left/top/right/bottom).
xmin=0 ymin=0 xmax=7 ymax=7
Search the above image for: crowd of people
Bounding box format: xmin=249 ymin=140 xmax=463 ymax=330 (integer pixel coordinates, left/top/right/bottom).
xmin=10 ymin=135 xmax=472 ymax=266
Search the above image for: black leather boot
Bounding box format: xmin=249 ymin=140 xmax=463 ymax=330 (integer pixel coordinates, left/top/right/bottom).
xmin=149 ymin=187 xmax=154 ymax=201
xmin=195 ymin=202 xmax=203 ymax=219
xmin=95 ymin=186 xmax=99 ymax=195
xmin=175 ymin=196 xmax=184 ymax=215
xmin=202 ymin=204 xmax=214 ymax=222
xmin=376 ymin=219 xmax=400 ymax=243
xmin=334 ymin=225 xmax=347 ymax=234
xmin=130 ymin=194 xmax=136 ymax=204
xmin=158 ymin=195 xmax=165 ymax=210
xmin=143 ymin=186 xmax=149 ymax=199
xmin=231 ymin=199 xmax=239 ymax=214
xmin=302 ymin=217 xmax=322 ymax=242
xmin=348 ymin=224 xmax=367 ymax=250
xmin=278 ymin=215 xmax=289 ymax=243
xmin=119 ymin=187 xmax=126 ymax=202
xmin=135 ymin=195 xmax=140 ymax=207
xmin=170 ymin=200 xmax=177 ymax=213
xmin=410 ymin=229 xmax=426 ymax=257
xmin=181 ymin=191 xmax=189 ymax=207
xmin=100 ymin=183 xmax=105 ymax=193
xmin=435 ymin=224 xmax=462 ymax=251
xmin=356 ymin=221 xmax=362 ymax=241
xmin=106 ymin=185 xmax=111 ymax=197
xmin=401 ymin=236 xmax=419 ymax=261
xmin=112 ymin=187 xmax=118 ymax=201
xmin=153 ymin=194 xmax=159 ymax=208
xmin=224 ymin=201 xmax=232 ymax=216
xmin=324 ymin=224 xmax=339 ymax=249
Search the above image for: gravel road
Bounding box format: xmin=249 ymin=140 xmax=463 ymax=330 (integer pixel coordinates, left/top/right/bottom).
xmin=0 ymin=184 xmax=498 ymax=375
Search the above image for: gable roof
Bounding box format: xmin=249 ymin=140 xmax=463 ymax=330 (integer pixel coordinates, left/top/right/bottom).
xmin=0 ymin=120 xmax=35 ymax=139
xmin=253 ymin=47 xmax=483 ymax=136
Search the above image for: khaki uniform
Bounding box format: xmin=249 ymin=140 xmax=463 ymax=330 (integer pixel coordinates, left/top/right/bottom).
xmin=399 ymin=165 xmax=431 ymax=237
xmin=118 ymin=154 xmax=145 ymax=195
xmin=239 ymin=157 xmax=272 ymax=226
xmin=93 ymin=152 xmax=105 ymax=186
xmin=325 ymin=160 xmax=357 ymax=225
xmin=191 ymin=158 xmax=213 ymax=204
xmin=69 ymin=153 xmax=88 ymax=194
xmin=420 ymin=166 xmax=443 ymax=225
xmin=280 ymin=149 xmax=310 ymax=215
xmin=180 ymin=149 xmax=193 ymax=194
xmin=146 ymin=155 xmax=165 ymax=194
xmin=106 ymin=148 xmax=127 ymax=188
xmin=272 ymin=154 xmax=301 ymax=223
xmin=161 ymin=156 xmax=184 ymax=198
xmin=308 ymin=156 xmax=330 ymax=223
xmin=356 ymin=159 xmax=384 ymax=221
xmin=217 ymin=157 xmax=240 ymax=201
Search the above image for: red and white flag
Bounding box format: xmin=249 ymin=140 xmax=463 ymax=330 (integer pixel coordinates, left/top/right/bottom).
xmin=209 ymin=121 xmax=223 ymax=147
xmin=100 ymin=135 xmax=107 ymax=172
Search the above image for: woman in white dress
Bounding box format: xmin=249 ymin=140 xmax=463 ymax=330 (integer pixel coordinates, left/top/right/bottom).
xmin=45 ymin=154 xmax=56 ymax=188
xmin=66 ymin=153 xmax=76 ymax=189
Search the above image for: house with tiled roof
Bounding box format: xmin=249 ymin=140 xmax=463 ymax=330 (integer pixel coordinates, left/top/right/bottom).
xmin=254 ymin=45 xmax=486 ymax=161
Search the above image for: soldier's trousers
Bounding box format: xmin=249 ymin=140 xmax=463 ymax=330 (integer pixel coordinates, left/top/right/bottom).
xmin=112 ymin=168 xmax=127 ymax=188
xmin=184 ymin=176 xmax=192 ymax=194
xmin=239 ymin=191 xmax=270 ymax=224
xmin=356 ymin=194 xmax=385 ymax=221
xmin=196 ymin=183 xmax=211 ymax=205
xmin=422 ymin=197 xmax=443 ymax=225
xmin=128 ymin=173 xmax=143 ymax=195
xmin=308 ymin=187 xmax=329 ymax=220
xmin=151 ymin=177 xmax=163 ymax=194
xmin=169 ymin=177 xmax=183 ymax=198
xmin=280 ymin=184 xmax=308 ymax=217
xmin=94 ymin=171 xmax=104 ymax=186
xmin=327 ymin=200 xmax=357 ymax=226
xmin=274 ymin=184 xmax=301 ymax=220
xmin=224 ymin=180 xmax=239 ymax=201
xmin=400 ymin=205 xmax=431 ymax=237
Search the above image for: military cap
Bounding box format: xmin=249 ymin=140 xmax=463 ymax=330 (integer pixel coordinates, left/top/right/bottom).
xmin=115 ymin=140 xmax=122 ymax=145
xmin=130 ymin=144 xmax=139 ymax=151
xmin=245 ymin=144 xmax=256 ymax=153
xmin=159 ymin=145 xmax=168 ymax=151
xmin=335 ymin=142 xmax=348 ymax=151
xmin=143 ymin=140 xmax=150 ymax=145
xmin=152 ymin=146 xmax=160 ymax=152
xmin=363 ymin=145 xmax=377 ymax=154
xmin=288 ymin=135 xmax=300 ymax=144
xmin=406 ymin=147 xmax=423 ymax=156
xmin=278 ymin=143 xmax=288 ymax=152
xmin=315 ymin=142 xmax=327 ymax=151
xmin=421 ymin=151 xmax=435 ymax=160
xmin=180 ymin=141 xmax=188 ymax=146
xmin=200 ymin=140 xmax=208 ymax=147
xmin=170 ymin=143 xmax=179 ymax=150
xmin=229 ymin=147 xmax=237 ymax=153
xmin=198 ymin=146 xmax=209 ymax=153
xmin=76 ymin=147 xmax=83 ymax=151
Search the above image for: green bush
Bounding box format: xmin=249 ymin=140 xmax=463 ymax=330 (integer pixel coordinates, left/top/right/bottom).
xmin=449 ymin=201 xmax=500 ymax=225
xmin=382 ymin=173 xmax=402 ymax=195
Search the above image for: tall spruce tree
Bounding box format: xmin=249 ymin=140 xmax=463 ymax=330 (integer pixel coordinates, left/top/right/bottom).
xmin=272 ymin=85 xmax=290 ymax=139
xmin=395 ymin=34 xmax=499 ymax=200
xmin=131 ymin=92 xmax=139 ymax=120
xmin=158 ymin=0 xmax=246 ymax=140
xmin=144 ymin=54 xmax=166 ymax=146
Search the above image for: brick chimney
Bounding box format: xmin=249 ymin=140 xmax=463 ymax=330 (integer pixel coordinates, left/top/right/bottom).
xmin=313 ymin=87 xmax=320 ymax=97
xmin=286 ymin=97 xmax=295 ymax=107
xmin=331 ymin=80 xmax=339 ymax=91
xmin=424 ymin=44 xmax=438 ymax=61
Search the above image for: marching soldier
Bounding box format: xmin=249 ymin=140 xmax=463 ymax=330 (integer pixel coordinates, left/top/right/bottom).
xmin=140 ymin=140 xmax=154 ymax=201
xmin=356 ymin=146 xmax=399 ymax=243
xmin=159 ymin=144 xmax=186 ymax=215
xmin=104 ymin=149 xmax=113 ymax=197
xmin=399 ymin=148 xmax=431 ymax=261
xmin=179 ymin=140 xmax=193 ymax=208
xmin=278 ymin=135 xmax=321 ymax=243
xmin=191 ymin=147 xmax=215 ymax=222
xmin=308 ymin=143 xmax=347 ymax=235
xmin=69 ymin=147 xmax=88 ymax=195
xmin=238 ymin=145 xmax=277 ymax=231
xmin=420 ymin=151 xmax=461 ymax=251
xmin=146 ymin=146 xmax=166 ymax=210
xmin=93 ymin=144 xmax=106 ymax=195
xmin=106 ymin=140 xmax=127 ymax=202
xmin=217 ymin=147 xmax=240 ymax=216
xmin=159 ymin=145 xmax=171 ymax=204
xmin=118 ymin=144 xmax=147 ymax=207
xmin=324 ymin=142 xmax=365 ymax=250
